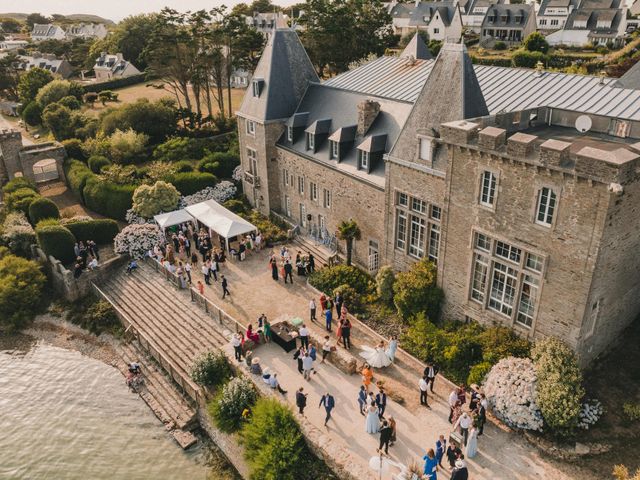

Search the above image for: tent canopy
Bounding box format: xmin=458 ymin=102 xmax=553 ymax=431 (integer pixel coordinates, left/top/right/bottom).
xmin=154 ymin=209 xmax=195 ymax=229
xmin=185 ymin=200 xmax=257 ymax=239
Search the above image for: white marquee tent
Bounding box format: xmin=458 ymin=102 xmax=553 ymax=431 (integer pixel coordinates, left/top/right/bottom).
xmin=154 ymin=209 xmax=195 ymax=230
xmin=184 ymin=200 xmax=257 ymax=250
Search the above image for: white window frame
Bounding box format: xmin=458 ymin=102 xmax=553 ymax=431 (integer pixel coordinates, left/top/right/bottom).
xmin=535 ymin=187 xmax=557 ymax=226
xmin=287 ymin=126 xmax=293 ymax=142
xmin=397 ymin=191 xmax=409 ymax=207
xmin=283 ymin=169 xmax=289 ymax=187
xmin=488 ymin=261 xmax=518 ymax=317
xmin=323 ymin=188 xmax=331 ymax=209
xmin=428 ymin=223 xmax=440 ymax=263
xmin=246 ymin=148 xmax=257 ymax=175
xmin=368 ymin=241 xmax=380 ymax=273
xmin=307 ymin=133 xmax=315 ymax=151
xmin=298 ymin=176 xmax=305 ymax=195
xmin=516 ymin=273 xmax=538 ymax=327
xmin=396 ymin=210 xmax=408 ymax=250
xmin=408 ymin=215 xmax=426 ymax=259
xmin=419 ymin=138 xmax=432 ymax=162
xmin=310 ymin=182 xmax=318 ymax=202
xmin=252 ymin=80 xmax=261 ymax=97
xmin=330 ymin=141 xmax=339 ymax=159
xmin=430 ymin=205 xmax=441 ymax=221
xmin=471 ymin=253 xmax=489 ymax=303
xmin=246 ymin=119 xmax=256 ymax=136
xmin=359 ymin=149 xmax=369 ymax=169
xmin=479 ymin=171 xmax=497 ymax=207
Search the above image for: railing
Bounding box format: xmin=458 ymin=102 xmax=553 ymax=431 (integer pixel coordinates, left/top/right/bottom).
xmin=91 ymin=282 xmax=203 ymax=404
xmin=146 ymin=257 xmax=247 ymax=337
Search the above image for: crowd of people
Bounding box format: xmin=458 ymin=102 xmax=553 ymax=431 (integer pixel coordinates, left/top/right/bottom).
xmin=268 ymin=246 xmax=316 ymax=283
xmin=72 ymin=240 xmax=100 ymax=278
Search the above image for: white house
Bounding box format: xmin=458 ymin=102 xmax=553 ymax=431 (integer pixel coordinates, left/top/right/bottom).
xmin=93 ymin=53 xmax=141 ymax=81
xmin=390 ymin=1 xmax=462 ymax=42
xmin=460 ymin=0 xmax=506 ymax=33
xmin=546 ymin=0 xmax=627 ymax=46
xmin=0 ymin=40 xmax=29 ymax=51
xmin=537 ymin=0 xmax=580 ymax=30
xmin=31 ymin=24 xmax=66 ymax=42
xmin=481 ymin=4 xmax=537 ymax=45
xmin=16 ymin=53 xmax=73 ymax=78
xmin=66 ymin=23 xmax=109 ymax=40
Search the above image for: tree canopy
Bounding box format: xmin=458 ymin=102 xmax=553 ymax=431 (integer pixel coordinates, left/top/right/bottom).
xmin=17 ymin=67 xmax=53 ymax=105
xmin=299 ymin=0 xmax=397 ymax=76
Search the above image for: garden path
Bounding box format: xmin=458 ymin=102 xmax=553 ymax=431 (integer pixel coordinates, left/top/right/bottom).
xmin=190 ymin=246 xmax=579 ymax=480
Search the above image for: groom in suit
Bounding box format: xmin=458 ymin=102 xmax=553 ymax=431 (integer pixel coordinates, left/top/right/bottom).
xmin=319 ymin=392 xmax=335 ymax=427
xmin=375 ymin=388 xmax=387 ymax=420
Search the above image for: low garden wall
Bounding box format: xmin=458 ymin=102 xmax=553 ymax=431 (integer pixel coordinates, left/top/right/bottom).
xmin=32 ymin=244 xmax=127 ymax=301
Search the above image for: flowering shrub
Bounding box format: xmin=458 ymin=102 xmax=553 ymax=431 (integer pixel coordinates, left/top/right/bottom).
xmin=232 ymin=165 xmax=243 ymax=182
xmin=180 ymin=181 xmax=237 ymax=207
xmin=132 ymin=181 xmax=180 ymax=218
xmin=60 ymin=215 xmax=93 ymax=224
xmin=309 ymin=264 xmax=375 ymax=297
xmin=209 ymin=376 xmax=257 ymax=432
xmin=113 ymin=224 xmax=164 ymax=259
xmin=578 ymin=399 xmax=603 ymax=429
xmin=623 ymin=402 xmax=640 ymax=421
xmin=484 ymin=357 xmax=543 ymax=431
xmin=1 ymin=212 xmax=36 ymax=257
xmin=393 ymin=258 xmax=443 ymax=322
xmin=125 ymin=209 xmax=151 ymax=225
xmin=531 ymin=338 xmax=584 ymax=437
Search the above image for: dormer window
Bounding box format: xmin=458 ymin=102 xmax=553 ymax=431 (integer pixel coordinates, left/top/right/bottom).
xmin=330 ymin=141 xmax=339 ymax=159
xmin=252 ymin=79 xmax=264 ymax=97
xmin=287 ymin=126 xmax=293 ymax=142
xmin=515 ymin=15 xmax=522 ymax=23
xmin=358 ymin=149 xmax=370 ymax=169
xmin=246 ymin=119 xmax=256 ymax=136
xmin=307 ymin=133 xmax=315 ymax=151
xmin=501 ymin=14 xmax=508 ymax=22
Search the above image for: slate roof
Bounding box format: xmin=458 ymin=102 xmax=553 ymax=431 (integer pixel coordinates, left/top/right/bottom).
xmin=390 ymin=2 xmax=416 ymax=19
xmin=481 ymin=4 xmax=534 ymax=29
xmin=323 ymin=55 xmax=640 ymax=121
xmin=538 ymin=0 xmax=578 ymax=16
xmin=408 ymin=2 xmax=458 ymax=27
xmin=563 ymin=0 xmax=623 ymax=32
xmin=277 ymin=84 xmax=413 ymax=186
xmin=613 ymin=60 xmax=640 ymax=89
xmin=400 ymin=33 xmax=433 ymax=60
xmin=238 ymin=28 xmax=319 ymax=122
xmin=31 ymin=24 xmax=65 ymax=38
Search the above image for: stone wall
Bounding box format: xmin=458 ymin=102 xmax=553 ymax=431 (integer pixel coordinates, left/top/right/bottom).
xmin=440 ymin=143 xmax=610 ymax=352
xmin=32 ymin=245 xmax=127 ymax=301
xmin=275 ymin=148 xmax=386 ymax=269
xmin=0 ymin=129 xmax=22 ymax=185
xmin=18 ymin=142 xmax=67 ymax=184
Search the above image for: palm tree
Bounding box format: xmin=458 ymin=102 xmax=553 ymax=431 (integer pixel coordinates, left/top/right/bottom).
xmin=337 ymin=219 xmax=361 ymax=266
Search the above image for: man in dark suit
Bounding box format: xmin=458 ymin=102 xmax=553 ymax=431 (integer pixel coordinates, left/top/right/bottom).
xmin=357 ymin=385 xmax=367 ymax=415
xmin=424 ymin=361 xmax=439 ymax=393
xmin=477 ymin=395 xmax=487 ymax=436
xmin=319 ymin=392 xmax=335 ymax=427
xmin=450 ymin=458 xmax=469 ymax=480
xmin=296 ymin=387 xmax=307 ymax=415
xmin=378 ymin=420 xmax=392 ymax=454
xmin=375 ymin=389 xmax=387 ymax=420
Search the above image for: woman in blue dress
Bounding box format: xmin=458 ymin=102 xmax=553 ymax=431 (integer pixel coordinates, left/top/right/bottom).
xmin=386 ymin=335 xmax=398 ymax=362
xmin=422 ymin=448 xmax=439 ymax=480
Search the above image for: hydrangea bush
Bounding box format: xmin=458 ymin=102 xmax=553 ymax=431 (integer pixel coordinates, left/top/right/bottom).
xmin=531 ymin=338 xmax=585 ymax=437
xmin=1 ymin=212 xmax=36 ymax=257
xmin=113 ymin=224 xmax=164 ymax=259
xmin=232 ymin=165 xmax=243 ymax=182
xmin=180 ymin=181 xmax=237 ymax=207
xmin=209 ymin=376 xmax=257 ymax=432
xmin=484 ymin=357 xmax=543 ymax=431
xmin=578 ymin=399 xmax=603 ymax=429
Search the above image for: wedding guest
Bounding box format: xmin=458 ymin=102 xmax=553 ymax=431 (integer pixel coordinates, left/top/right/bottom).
xmin=436 ymin=435 xmax=446 ymax=468
xmin=386 ymin=335 xmax=398 ymax=362
xmin=422 ymin=449 xmax=438 ymax=480
xmin=378 ymin=420 xmax=392 ymax=454
xmin=454 ymin=411 xmax=473 ymax=446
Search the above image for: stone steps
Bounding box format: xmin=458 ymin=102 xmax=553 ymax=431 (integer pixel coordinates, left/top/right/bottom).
xmin=117 ymin=340 xmax=197 ymax=431
xmin=291 ymin=235 xmax=337 ymax=269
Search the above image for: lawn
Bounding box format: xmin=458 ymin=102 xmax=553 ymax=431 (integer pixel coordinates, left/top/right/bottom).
xmin=84 ymin=82 xmax=247 ymax=117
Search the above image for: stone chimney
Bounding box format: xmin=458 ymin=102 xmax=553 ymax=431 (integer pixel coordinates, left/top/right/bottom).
xmin=357 ymin=99 xmax=381 ymax=136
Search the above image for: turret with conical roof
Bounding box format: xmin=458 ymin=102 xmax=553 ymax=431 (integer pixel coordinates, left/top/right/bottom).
xmin=400 ymin=33 xmax=433 ymax=61
xmin=388 ymin=42 xmax=488 ymax=165
xmin=238 ymin=28 xmax=319 ymax=122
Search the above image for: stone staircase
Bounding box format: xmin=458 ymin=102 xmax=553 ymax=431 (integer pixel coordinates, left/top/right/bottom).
xmin=291 ymin=234 xmax=340 ymax=269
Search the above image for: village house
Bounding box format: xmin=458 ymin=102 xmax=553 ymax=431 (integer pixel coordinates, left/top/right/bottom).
xmin=0 ymin=39 xmax=29 ymax=51
xmin=546 ymin=0 xmax=627 ymax=46
xmin=13 ymin=53 xmax=73 ymax=79
xmin=66 ymin=23 xmax=109 ymax=40
xmin=237 ymin=28 xmax=640 ymax=366
xmin=480 ymin=3 xmax=537 ymax=46
xmin=537 ymin=0 xmax=579 ymax=31
xmin=30 ymin=24 xmax=66 ymax=42
xmin=93 ymin=53 xmax=141 ymax=81
xmin=458 ymin=0 xmax=506 ymax=33
xmin=389 ymin=1 xmax=463 ymax=42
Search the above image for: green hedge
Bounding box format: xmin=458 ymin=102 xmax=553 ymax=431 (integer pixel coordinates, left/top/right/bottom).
xmin=168 ymin=172 xmax=217 ymax=195
xmin=35 ymin=224 xmax=76 ymax=264
xmin=5 ymin=188 xmax=41 ymax=215
xmin=82 ymin=73 xmax=148 ymax=93
xmin=308 ymin=264 xmax=375 ymax=297
xmin=64 ymin=159 xmax=93 ymax=202
xmin=2 ymin=177 xmax=37 ymax=196
xmin=470 ymin=56 xmax=512 ymax=67
xmin=88 ymin=155 xmax=111 ymax=174
xmin=65 ymin=219 xmax=119 ymax=245
xmin=83 ymin=178 xmax=135 ymax=221
xmin=28 ymin=197 xmax=60 ymax=224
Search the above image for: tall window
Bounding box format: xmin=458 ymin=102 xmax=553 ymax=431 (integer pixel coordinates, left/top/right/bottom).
xmin=479 ymin=171 xmax=496 ymax=207
xmin=323 ymin=188 xmax=331 ymax=209
xmin=583 ymin=299 xmax=600 ymax=337
xmin=246 ymin=148 xmax=257 ymax=176
xmin=298 ymin=176 xmax=305 ymax=195
xmin=310 ymin=182 xmax=318 ymax=202
xmin=283 ymin=169 xmax=290 ymax=187
xmin=469 ymin=232 xmax=543 ymax=327
xmin=307 ymin=133 xmax=315 ymax=151
xmin=359 ymin=150 xmax=369 ymax=169
xmin=330 ymin=141 xmax=339 ymax=160
xmin=246 ymin=120 xmax=256 ymax=136
xmin=287 ymin=126 xmax=293 ymax=142
xmin=394 ymin=191 xmax=441 ymax=261
xmin=396 ymin=211 xmax=407 ymax=250
xmin=252 ymin=80 xmax=261 ymax=97
xmin=368 ymin=241 xmax=380 ymax=273
xmin=409 ymin=216 xmax=426 ymax=258
xmin=428 ymin=223 xmax=440 ymax=263
xmin=536 ymin=187 xmax=557 ymax=226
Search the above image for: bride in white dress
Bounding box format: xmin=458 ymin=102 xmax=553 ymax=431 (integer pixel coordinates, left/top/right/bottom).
xmin=359 ymin=341 xmax=392 ymax=368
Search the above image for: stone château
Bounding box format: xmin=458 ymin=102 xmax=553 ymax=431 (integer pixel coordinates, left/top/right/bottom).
xmin=237 ymin=29 xmax=640 ymax=365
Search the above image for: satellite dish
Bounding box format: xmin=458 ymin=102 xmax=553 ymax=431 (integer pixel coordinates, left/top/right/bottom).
xmin=575 ymin=115 xmax=592 ymax=133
